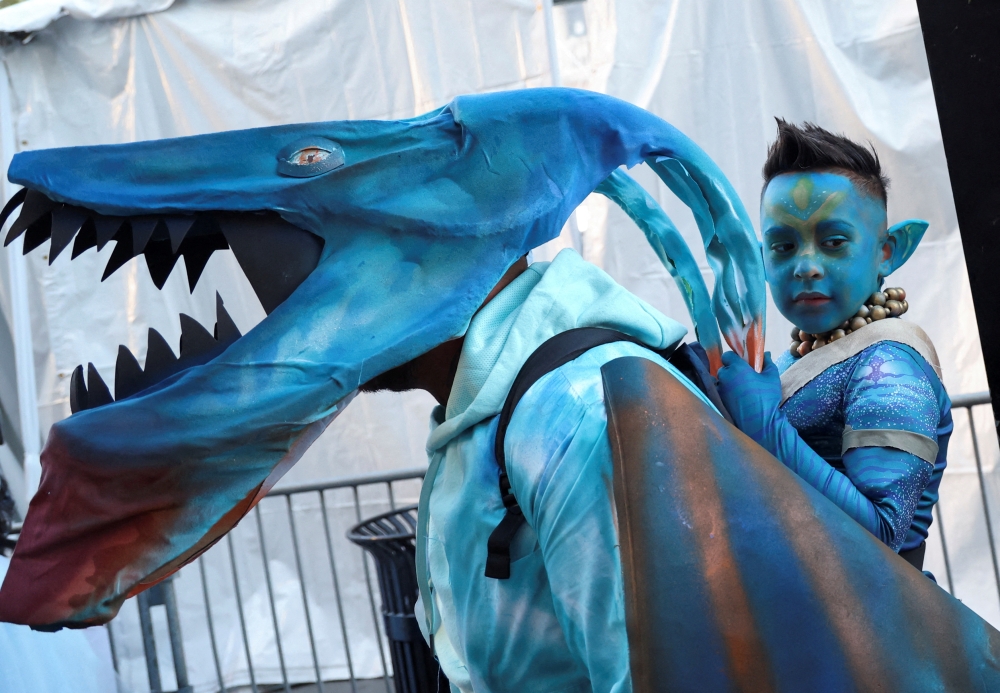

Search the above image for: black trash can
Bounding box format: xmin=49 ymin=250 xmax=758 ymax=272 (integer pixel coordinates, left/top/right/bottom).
xmin=348 ymin=504 xmax=449 ymax=693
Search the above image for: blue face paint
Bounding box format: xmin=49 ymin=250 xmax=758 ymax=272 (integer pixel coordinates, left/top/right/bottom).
xmin=761 ymin=172 xmax=887 ymax=334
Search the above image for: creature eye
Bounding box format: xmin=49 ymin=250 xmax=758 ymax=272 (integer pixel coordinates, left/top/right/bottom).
xmin=769 ymin=241 xmax=795 ymax=254
xmin=291 ymin=147 xmax=330 ymax=166
xmin=276 ymin=137 xmax=345 ymax=178
xmin=821 ymin=237 xmax=848 ymax=249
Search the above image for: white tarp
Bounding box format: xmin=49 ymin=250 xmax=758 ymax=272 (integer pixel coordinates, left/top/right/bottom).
xmin=0 ymin=0 xmax=997 ymax=691
xmin=0 ymin=0 xmax=172 ymax=34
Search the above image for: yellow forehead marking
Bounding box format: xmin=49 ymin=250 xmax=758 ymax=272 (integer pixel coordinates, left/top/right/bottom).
xmin=768 ymin=190 xmax=847 ymax=231
xmin=791 ymin=177 xmax=813 ymax=210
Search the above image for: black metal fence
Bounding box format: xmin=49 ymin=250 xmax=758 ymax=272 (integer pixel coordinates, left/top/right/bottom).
xmin=110 ymin=466 xmax=427 ymax=693
xmin=932 ymin=391 xmax=998 ymax=599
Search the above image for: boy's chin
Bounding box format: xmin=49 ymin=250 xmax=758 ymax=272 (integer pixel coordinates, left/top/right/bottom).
xmin=784 ymin=308 xmax=845 ymax=335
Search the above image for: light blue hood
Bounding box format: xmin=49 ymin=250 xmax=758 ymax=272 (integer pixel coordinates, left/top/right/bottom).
xmin=428 ymin=249 xmax=687 ymax=452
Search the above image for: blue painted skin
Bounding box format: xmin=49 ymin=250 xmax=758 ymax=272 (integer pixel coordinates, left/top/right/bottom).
xmin=0 ymin=88 xmax=766 ymax=627
xmin=761 ymin=172 xmax=894 ymax=335
xmin=719 ymin=171 xmax=945 ymax=554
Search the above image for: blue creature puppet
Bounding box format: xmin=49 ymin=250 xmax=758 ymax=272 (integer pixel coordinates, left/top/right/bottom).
xmin=0 ymin=91 xmax=997 ymax=692
xmin=719 ymin=121 xmax=950 ymax=568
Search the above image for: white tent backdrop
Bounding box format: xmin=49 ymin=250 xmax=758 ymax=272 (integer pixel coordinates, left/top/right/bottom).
xmin=0 ymin=0 xmax=997 ymax=691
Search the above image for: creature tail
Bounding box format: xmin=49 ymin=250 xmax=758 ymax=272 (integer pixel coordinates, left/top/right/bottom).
xmin=596 ymin=170 xmax=723 ymax=373
xmin=596 ymin=162 xmax=765 ymax=375
xmin=603 ymin=356 xmax=1000 ymax=691
xmin=646 ymin=156 xmax=766 ymax=372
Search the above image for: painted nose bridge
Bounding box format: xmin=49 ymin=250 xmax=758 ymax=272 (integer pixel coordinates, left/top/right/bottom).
xmin=792 ymin=245 xmax=824 ymax=280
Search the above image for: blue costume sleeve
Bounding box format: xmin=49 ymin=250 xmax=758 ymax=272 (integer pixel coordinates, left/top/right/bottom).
xmin=505 ymin=354 xmax=634 ymax=693
xmin=718 ymin=346 xmax=938 ymax=552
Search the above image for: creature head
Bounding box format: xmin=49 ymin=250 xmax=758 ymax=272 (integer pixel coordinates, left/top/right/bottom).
xmin=760 ymin=120 xmax=927 ymax=334
xmin=0 ymin=88 xmax=764 ymax=627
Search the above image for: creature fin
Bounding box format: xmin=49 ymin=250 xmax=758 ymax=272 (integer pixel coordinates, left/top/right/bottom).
xmin=603 ymin=356 xmax=1000 ymax=691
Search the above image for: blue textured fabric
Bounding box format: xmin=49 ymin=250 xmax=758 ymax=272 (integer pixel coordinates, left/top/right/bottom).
xmin=720 ymin=342 xmax=951 ymax=553
xmin=416 ymin=252 xmax=712 ymax=693
xmin=780 ymin=342 xmax=951 ymax=552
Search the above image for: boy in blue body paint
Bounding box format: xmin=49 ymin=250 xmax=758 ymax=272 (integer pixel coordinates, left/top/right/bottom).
xmin=718 ymin=121 xmax=952 ymax=571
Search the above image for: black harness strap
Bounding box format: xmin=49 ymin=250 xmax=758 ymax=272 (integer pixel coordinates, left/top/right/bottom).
xmin=667 ymin=341 xmax=734 ymax=425
xmin=485 ymin=327 xmax=673 ymax=579
xmin=899 ymin=541 xmax=927 ymax=572
xmin=484 ymin=328 xmax=733 ymax=579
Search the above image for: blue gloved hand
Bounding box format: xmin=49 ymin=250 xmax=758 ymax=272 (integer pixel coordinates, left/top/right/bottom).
xmin=716 ymin=350 xmax=783 ymax=449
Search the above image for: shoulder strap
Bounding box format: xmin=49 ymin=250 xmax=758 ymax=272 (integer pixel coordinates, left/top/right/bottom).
xmin=666 ymin=342 xmax=734 ymax=424
xmin=485 ymin=327 xmax=667 ymax=579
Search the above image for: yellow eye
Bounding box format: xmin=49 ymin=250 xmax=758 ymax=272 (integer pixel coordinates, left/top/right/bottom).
xmin=276 ymin=137 xmax=345 ymax=178
xmin=290 ymin=147 xmax=330 ymax=166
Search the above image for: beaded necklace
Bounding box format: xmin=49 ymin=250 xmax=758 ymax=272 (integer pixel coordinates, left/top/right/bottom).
xmin=790 ymin=287 xmax=908 ymax=358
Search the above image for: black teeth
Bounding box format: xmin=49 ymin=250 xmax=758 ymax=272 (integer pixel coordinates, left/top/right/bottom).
xmin=11 ymin=201 xmax=321 ymax=319
xmin=114 ymin=346 xmax=144 ymax=400
xmin=69 ymin=364 xmax=87 ymax=414
xmin=219 ymin=214 xmax=323 ymax=314
xmin=71 ymin=218 xmax=98 ymax=259
xmin=101 ymin=223 xmax=135 ymax=281
xmin=144 ymin=328 xmax=178 ymax=381
xmin=143 ymin=240 xmax=180 ymax=290
xmin=181 ymin=247 xmax=212 ymax=292
xmin=180 ymin=234 xmax=228 ymax=293
xmin=179 ymin=313 xmax=216 ymax=360
xmin=0 ymin=188 xmax=26 ymax=231
xmin=215 ymin=292 xmax=241 ymax=346
xmin=130 ymin=217 xmax=160 ymax=255
xmin=165 ymin=216 xmax=195 ymax=253
xmin=86 ymin=363 xmax=113 ymax=408
xmin=5 ymin=189 xmax=57 ymax=246
xmin=94 ymin=216 xmax=126 ymax=250
xmin=49 ymin=206 xmax=88 ymax=263
xmin=22 ymin=213 xmax=52 ymax=254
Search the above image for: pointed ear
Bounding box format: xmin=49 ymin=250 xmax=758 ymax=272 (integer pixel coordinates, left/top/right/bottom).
xmin=879 ymin=219 xmax=929 ymax=276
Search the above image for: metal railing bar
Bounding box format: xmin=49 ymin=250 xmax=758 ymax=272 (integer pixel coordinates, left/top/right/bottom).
xmin=226 ymin=533 xmax=259 ymax=693
xmin=352 ymin=485 xmax=393 ymax=693
xmin=268 ymin=467 xmax=427 ymax=497
xmin=162 ymin=580 xmax=191 ymax=691
xmin=933 ymin=504 xmax=955 ymax=595
xmin=198 ymin=558 xmax=225 ymax=693
xmin=319 ymin=490 xmax=359 ymax=693
xmin=285 ymin=495 xmax=326 ymax=693
xmin=136 ymin=591 xmax=162 ymax=693
xmin=386 ymin=481 xmax=397 ymax=511
xmin=255 ymin=506 xmax=291 ymax=693
xmin=965 ymin=405 xmax=1000 ymax=603
xmin=950 ymin=391 xmax=991 ymax=409
xmin=105 ymin=622 xmax=119 ymax=673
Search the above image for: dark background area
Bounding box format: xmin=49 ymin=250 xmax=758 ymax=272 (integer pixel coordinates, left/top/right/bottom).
xmin=916 ymin=1 xmax=1000 ymax=427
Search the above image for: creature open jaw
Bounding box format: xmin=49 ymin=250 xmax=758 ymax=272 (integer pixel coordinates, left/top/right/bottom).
xmin=67 ymin=293 xmax=242 ymax=413
xmin=1 ymin=187 xmax=326 ymax=414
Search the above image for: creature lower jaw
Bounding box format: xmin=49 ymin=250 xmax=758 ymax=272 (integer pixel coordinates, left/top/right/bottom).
xmin=790 ymin=287 xmax=909 ymax=358
xmin=0 ymin=386 xmax=352 ymax=628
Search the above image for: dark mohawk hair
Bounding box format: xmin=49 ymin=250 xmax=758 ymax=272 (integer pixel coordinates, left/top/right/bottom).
xmin=762 ymin=119 xmax=890 ymax=203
